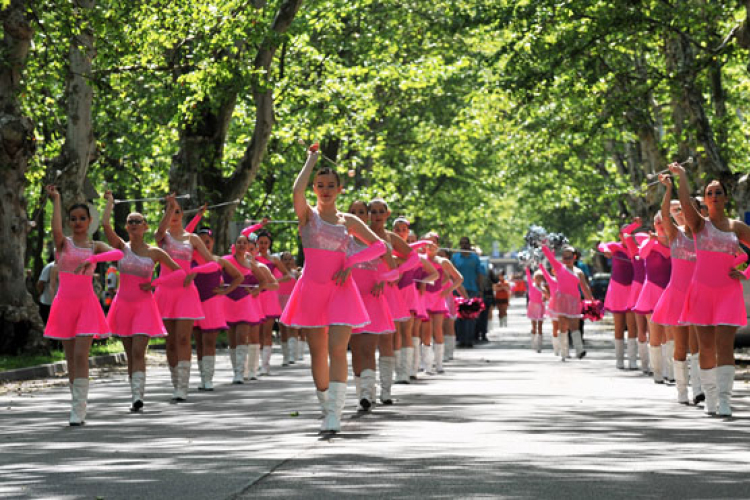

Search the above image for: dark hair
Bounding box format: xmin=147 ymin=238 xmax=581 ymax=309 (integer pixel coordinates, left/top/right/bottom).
xmin=315 ymin=167 xmax=341 ymax=186
xmin=348 ymin=200 xmax=368 ymax=213
xmin=705 ymin=179 xmax=729 ymax=197
xmin=68 ymin=203 xmax=90 ymax=218
xmin=368 ymin=198 xmax=388 ymax=211
xmin=197 ymin=226 xmax=213 ymax=237
xmin=256 ymin=229 xmax=273 ymax=248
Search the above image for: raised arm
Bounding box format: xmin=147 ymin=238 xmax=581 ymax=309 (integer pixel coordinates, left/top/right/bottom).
xmin=185 ymin=204 xmax=207 ymax=233
xmin=101 ymin=190 xmax=125 ymax=250
xmin=189 ymin=233 xmax=215 ymax=263
xmin=292 ymin=146 xmax=319 ymax=226
xmin=659 ymin=175 xmax=679 ymax=242
xmin=668 ymin=162 xmax=704 ymax=234
xmin=46 ymin=185 xmax=65 ymax=251
xmin=155 ymin=193 xmax=177 ymax=244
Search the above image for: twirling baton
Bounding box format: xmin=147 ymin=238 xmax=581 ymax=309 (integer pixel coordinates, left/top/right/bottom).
xmin=184 ymin=199 xmax=240 ymax=214
xmin=114 ymin=194 xmax=191 ymax=205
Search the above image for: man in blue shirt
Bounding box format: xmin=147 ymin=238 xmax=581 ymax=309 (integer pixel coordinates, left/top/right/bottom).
xmin=452 ymin=237 xmax=483 ymax=346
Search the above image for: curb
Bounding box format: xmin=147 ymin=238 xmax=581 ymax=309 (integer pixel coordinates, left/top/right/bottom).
xmin=0 ymin=352 xmax=128 ymax=382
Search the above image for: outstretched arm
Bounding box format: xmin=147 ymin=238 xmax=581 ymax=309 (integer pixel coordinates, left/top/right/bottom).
xmin=659 ymin=175 xmax=679 ymax=242
xmin=668 ymin=162 xmax=704 ymax=235
xmin=101 ymin=191 xmax=125 ymax=250
xmin=292 ymin=146 xmax=319 ymax=226
xmin=46 ymin=186 xmax=65 ymax=252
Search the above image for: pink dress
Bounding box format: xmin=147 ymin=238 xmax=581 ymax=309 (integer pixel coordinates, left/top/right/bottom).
xmin=108 ymin=244 xmax=166 ymax=338
xmin=598 ymin=242 xmax=633 ymax=314
xmin=382 ymin=258 xmax=411 ymax=322
xmin=44 ymin=237 xmax=111 ymax=340
xmin=425 ymin=262 xmax=449 ymax=314
xmin=542 ymin=246 xmax=582 ymax=319
xmin=280 ymin=208 xmax=370 ymax=329
xmin=155 ymin=233 xmax=204 ymax=320
xmin=222 ymin=255 xmax=265 ymax=326
xmin=278 ymin=272 xmax=297 ymax=312
xmin=526 ymin=267 xmax=546 ymax=321
xmin=402 ymin=267 xmax=429 ymax=321
xmin=626 ymin=234 xmax=648 ymax=312
xmin=679 ymin=221 xmax=747 ymax=326
xmin=193 ymin=257 xmax=228 ymax=332
xmin=351 ymin=239 xmax=396 ymax=335
xmin=652 ymin=230 xmax=696 ymax=326
xmin=540 ymin=265 xmax=558 ymax=319
xmin=633 ymin=239 xmax=671 ymax=315
xmin=257 ymin=255 xmax=283 ymax=319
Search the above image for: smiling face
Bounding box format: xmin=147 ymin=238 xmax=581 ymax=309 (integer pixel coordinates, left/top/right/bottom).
xmin=313 ymin=172 xmax=342 ymax=207
xmin=704 ymin=180 xmax=727 ymax=215
xmin=68 ymin=206 xmax=91 ymax=236
xmin=234 ymin=235 xmax=249 ymax=256
xmin=126 ymin=212 xmax=148 ymax=239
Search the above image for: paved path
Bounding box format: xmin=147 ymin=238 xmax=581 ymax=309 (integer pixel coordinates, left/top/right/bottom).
xmin=2 ymin=302 xmax=749 ymax=499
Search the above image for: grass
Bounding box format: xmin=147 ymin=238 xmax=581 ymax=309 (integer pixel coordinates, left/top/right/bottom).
xmin=0 ymin=331 xmax=232 ymax=372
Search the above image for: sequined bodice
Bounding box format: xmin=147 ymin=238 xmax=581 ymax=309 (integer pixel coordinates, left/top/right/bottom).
xmin=348 ymin=238 xmax=380 ymax=271
xmin=119 ymin=244 xmax=154 ymax=278
xmin=671 ymin=229 xmax=696 ymax=262
xmin=160 ymin=232 xmax=193 ymax=261
xmin=696 ymin=220 xmax=739 ymax=255
xmin=300 ymin=208 xmax=350 ymax=252
xmin=56 ymin=237 xmax=94 ymax=275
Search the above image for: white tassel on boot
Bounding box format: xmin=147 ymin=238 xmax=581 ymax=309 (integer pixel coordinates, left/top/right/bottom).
xmin=615 ymin=339 xmax=625 ymax=369
xmin=700 ymin=368 xmax=718 ymax=415
xmin=716 ymin=365 xmax=735 ymax=417
xmin=689 ymin=354 xmax=704 ymax=404
xmin=445 ymin=335 xmax=455 ymax=360
xmin=434 ymin=344 xmax=445 ymax=373
xmin=70 ymin=378 xmax=89 ymax=426
xmin=288 ymin=337 xmax=297 ymax=365
xmin=233 ymin=345 xmax=248 ymax=384
xmin=130 ymin=371 xmax=146 ymax=412
xmin=552 ymin=336 xmax=560 ymax=356
xmin=201 ymin=356 xmax=215 ymax=391
xmin=421 ymin=344 xmax=434 ymax=375
xmin=665 ymin=341 xmax=675 ymax=382
xmin=411 ymin=337 xmax=421 ymax=379
xmin=321 ymin=382 xmax=347 ymax=433
xmin=173 ymin=360 xmax=191 ymax=401
xmin=197 ymin=359 xmax=205 ymax=390
xmin=572 ymin=330 xmax=586 ymax=359
xmin=260 ymin=345 xmax=272 ymax=376
xmin=627 ymin=338 xmax=638 ymax=370
xmin=649 ymin=345 xmax=664 ymax=384
xmin=281 ymin=341 xmax=290 ymax=366
xmin=247 ymin=344 xmax=260 ymax=380
xmin=673 ymin=360 xmax=689 ymax=405
xmin=379 ymin=356 xmax=396 ymax=404
xmin=638 ymin=342 xmax=650 ymax=374
xmin=559 ymin=333 xmax=569 ymax=362
xmin=360 ymin=369 xmax=376 ymax=410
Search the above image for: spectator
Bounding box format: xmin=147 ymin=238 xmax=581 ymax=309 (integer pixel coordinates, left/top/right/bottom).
xmin=36 ymin=258 xmax=57 ymax=323
xmin=452 ymin=237 xmax=483 ymax=347
xmin=493 ymin=272 xmax=511 ymax=327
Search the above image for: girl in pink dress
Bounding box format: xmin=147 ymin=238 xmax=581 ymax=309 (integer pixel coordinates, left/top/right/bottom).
xmin=624 ymin=229 xmax=651 ymax=371
xmin=44 ymin=186 xmax=124 ymax=425
xmin=526 ymin=267 xmax=547 ymax=352
xmin=539 ymin=265 xmax=561 ymax=355
xmin=279 ymin=251 xmax=302 ymax=363
xmin=281 ymin=145 xmax=385 ymax=434
xmin=669 ymin=163 xmax=750 ymax=417
xmin=155 ymin=194 xmax=216 ymax=402
xmin=101 ymin=191 xmax=187 ymax=411
xmin=652 ymin=178 xmax=702 ymax=402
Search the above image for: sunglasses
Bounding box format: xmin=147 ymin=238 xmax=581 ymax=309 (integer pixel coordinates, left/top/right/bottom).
xmin=127 ymin=219 xmax=145 ymax=225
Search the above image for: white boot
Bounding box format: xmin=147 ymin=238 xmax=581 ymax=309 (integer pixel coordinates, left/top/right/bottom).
xmin=638 ymin=342 xmax=650 ymax=374
xmin=700 ymin=368 xmax=718 ymax=415
xmin=379 ymin=357 xmax=396 ymax=404
xmin=70 ymin=378 xmax=89 ymax=426
xmin=673 ymin=360 xmax=689 ymax=405
xmin=572 ymin=330 xmax=586 ymax=359
xmin=260 ymin=345 xmax=272 ymax=376
xmin=552 ymin=336 xmax=560 ymax=356
xmin=399 ymin=346 xmax=413 ymax=384
xmin=317 ymin=389 xmax=328 ymax=423
xmin=665 ymin=341 xmax=675 ymax=382
xmin=197 ymin=359 xmax=205 ymax=390
xmin=354 ymin=375 xmax=362 ymax=403
xmin=615 ymin=339 xmax=625 ymax=369
xmin=281 ymin=341 xmax=290 ymax=366
xmin=530 ymin=334 xmax=537 ymax=351
xmin=321 ymin=381 xmax=347 ymax=433
xmin=559 ymin=333 xmax=569 ymax=361
xmin=445 ymin=335 xmax=455 ymax=360
xmin=288 ymin=338 xmax=297 ymax=365
xmin=228 ymin=348 xmax=236 ymax=375
xmin=297 ymin=338 xmax=306 ymax=361
xmin=233 ymin=345 xmax=247 ymax=384
xmin=434 ymin=344 xmax=445 ymax=373
xmin=411 ymin=336 xmax=421 ymax=379
xmin=536 ymin=331 xmax=543 ymax=353
xmin=360 ymin=369 xmax=376 ymax=410
xmin=201 ymin=356 xmax=214 ymax=391
xmin=689 ymin=354 xmax=704 ymax=404
xmin=716 ymin=365 xmax=735 ymax=417
xmin=173 ymin=360 xmax=190 ymax=401
xmin=421 ymin=344 xmax=434 ymax=374
xmin=247 ymin=344 xmax=260 ymax=380
xmin=130 ymin=371 xmax=146 ymax=412
xmin=627 ymin=338 xmax=638 ymax=370
xmin=394 ymin=349 xmax=402 ymax=381
xmin=649 ymin=345 xmax=664 ymax=384
xmin=169 ymin=364 xmax=178 ymax=389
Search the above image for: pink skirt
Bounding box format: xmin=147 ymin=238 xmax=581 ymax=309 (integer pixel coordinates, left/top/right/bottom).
xmin=280 ymin=249 xmax=370 ymax=329
xmin=604 ymin=280 xmax=631 ymax=314
xmin=108 ymin=275 xmax=166 ymax=338
xmin=679 ymin=251 xmax=747 ymax=327
xmin=224 ymin=294 xmax=265 ymax=326
xmin=155 ymin=276 xmax=204 ymax=321
xmin=633 ymin=281 xmax=666 ymax=315
xmin=44 ymin=273 xmax=110 ymax=340
xmin=402 ymin=285 xmax=428 ymax=321
xmin=352 ymin=268 xmax=396 ymax=335
xmin=426 ymin=291 xmax=448 ymax=314
xmin=384 ymin=283 xmax=411 ymax=322
xmin=627 ymin=280 xmax=643 ymax=313
xmin=260 ymin=290 xmax=282 ymax=319
xmin=194 ymin=295 xmax=228 ymax=331
xmin=652 ymin=259 xmax=695 ymax=326
xmin=527 ymin=301 xmax=545 ymax=321
xmin=554 ymin=291 xmax=582 ymax=319
xmin=445 ymin=294 xmax=458 ymax=320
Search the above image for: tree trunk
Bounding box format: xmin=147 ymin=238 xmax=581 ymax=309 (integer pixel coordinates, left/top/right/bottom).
xmin=0 ymin=0 xmax=47 ymax=355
